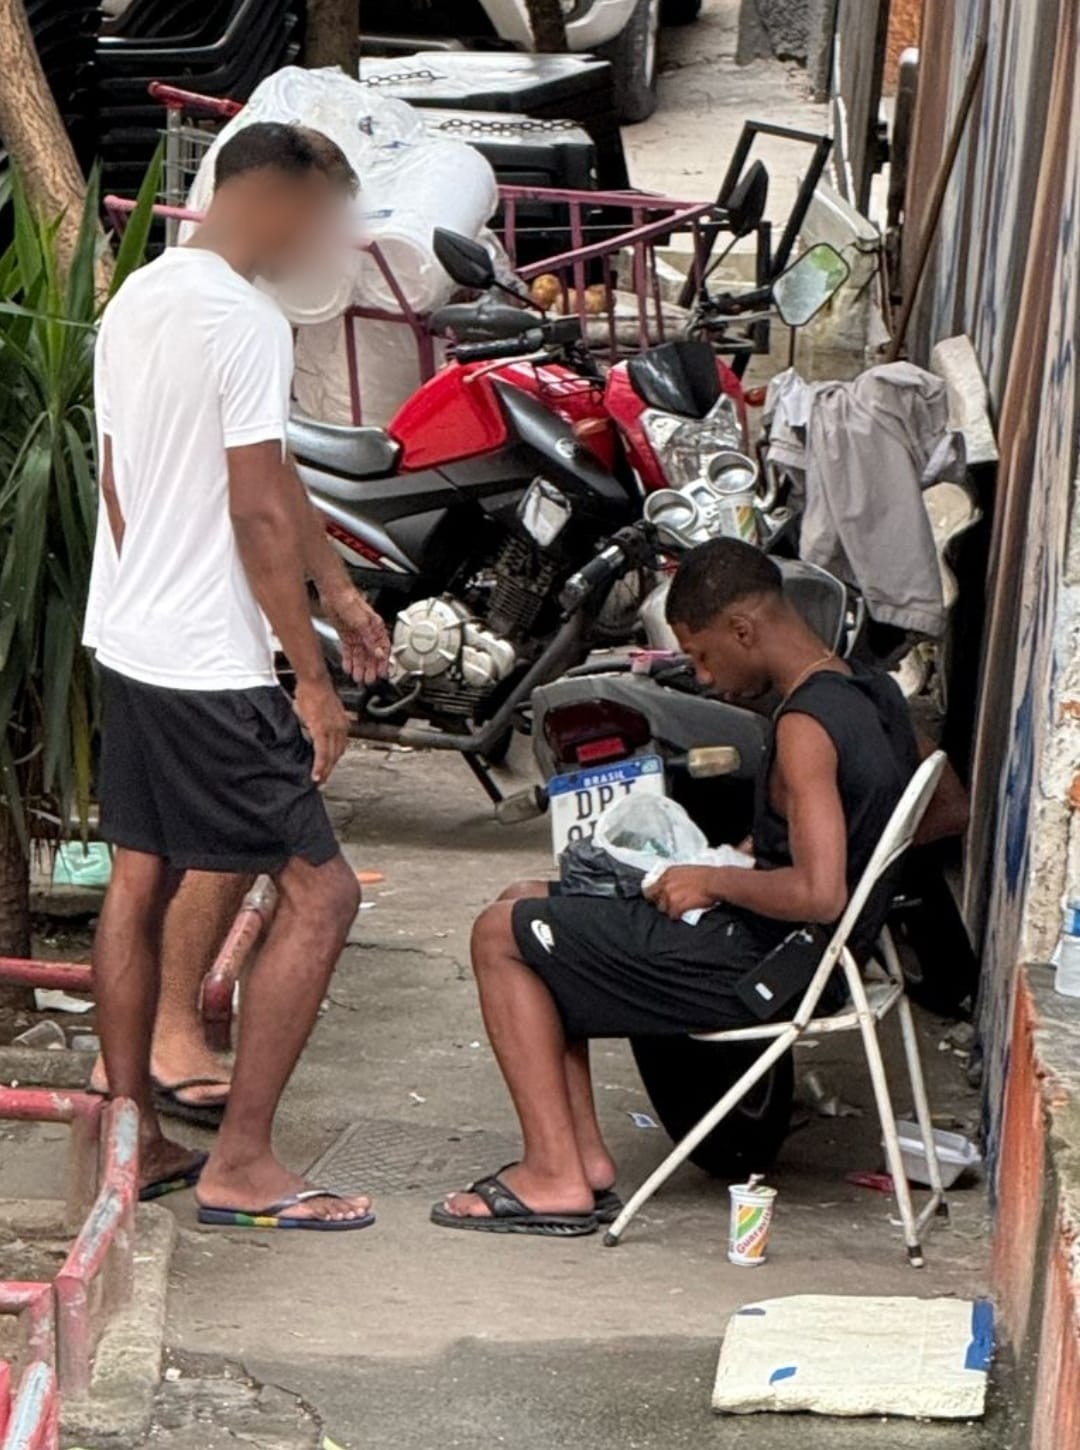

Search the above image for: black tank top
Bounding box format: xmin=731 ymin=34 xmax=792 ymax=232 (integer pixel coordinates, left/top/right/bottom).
xmin=750 ymin=663 xmax=920 ymax=960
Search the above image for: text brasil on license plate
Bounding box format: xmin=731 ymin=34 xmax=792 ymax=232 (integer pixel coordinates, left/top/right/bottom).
xmin=549 ymin=754 xmax=665 ymax=860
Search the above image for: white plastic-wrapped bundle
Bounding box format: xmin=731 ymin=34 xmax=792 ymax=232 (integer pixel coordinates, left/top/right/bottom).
xmin=293 ymin=314 xmax=446 ymax=429
xmin=352 ymin=138 xmax=498 ymax=312
xmin=183 ymin=66 xmax=499 ymax=421
xmin=184 ymin=66 xmax=428 ymax=220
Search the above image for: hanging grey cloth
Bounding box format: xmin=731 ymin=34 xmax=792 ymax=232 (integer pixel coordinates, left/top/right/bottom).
xmin=765 ymin=363 xmax=966 ymax=637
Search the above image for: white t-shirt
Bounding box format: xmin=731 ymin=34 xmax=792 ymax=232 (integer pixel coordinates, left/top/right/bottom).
xmin=84 ymin=247 xmax=293 ymax=690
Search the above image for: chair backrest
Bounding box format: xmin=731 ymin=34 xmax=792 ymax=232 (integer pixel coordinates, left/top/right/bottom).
xmin=792 ymin=750 xmax=947 ymax=1020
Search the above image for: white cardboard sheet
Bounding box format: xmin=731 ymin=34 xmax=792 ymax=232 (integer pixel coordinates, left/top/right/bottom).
xmin=712 ymin=1294 xmax=993 ymax=1420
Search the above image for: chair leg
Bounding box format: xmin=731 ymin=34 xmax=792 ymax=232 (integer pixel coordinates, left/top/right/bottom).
xmin=850 ymin=981 xmax=925 ymax=1267
xmin=604 ymin=1030 xmax=796 ymax=1246
xmin=879 ymin=927 xmax=948 ymax=1233
xmin=896 ymin=994 xmax=948 ymax=1227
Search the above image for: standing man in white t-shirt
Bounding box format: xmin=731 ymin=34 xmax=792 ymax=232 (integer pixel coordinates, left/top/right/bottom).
xmin=87 ymin=123 xmax=390 ymax=1230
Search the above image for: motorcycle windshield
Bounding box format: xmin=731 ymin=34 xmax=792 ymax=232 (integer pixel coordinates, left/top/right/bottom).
xmin=626 ymin=340 xmax=723 ymax=419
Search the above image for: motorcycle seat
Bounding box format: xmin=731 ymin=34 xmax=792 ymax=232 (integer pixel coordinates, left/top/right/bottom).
xmin=288 ymin=415 xmax=401 ymax=480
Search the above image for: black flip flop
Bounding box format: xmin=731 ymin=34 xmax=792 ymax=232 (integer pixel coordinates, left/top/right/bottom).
xmin=431 ymin=1173 xmax=598 ymax=1237
xmin=594 ymin=1187 xmax=623 ymax=1225
xmin=153 ymin=1077 xmax=230 ymax=1129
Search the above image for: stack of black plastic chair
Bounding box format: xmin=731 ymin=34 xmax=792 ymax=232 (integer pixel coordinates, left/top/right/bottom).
xmin=97 ymin=0 xmax=302 ymax=201
xmin=29 ymin=0 xmax=100 ymax=167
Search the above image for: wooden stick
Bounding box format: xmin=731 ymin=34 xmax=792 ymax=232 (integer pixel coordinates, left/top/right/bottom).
xmin=887 ymin=36 xmax=988 ymax=362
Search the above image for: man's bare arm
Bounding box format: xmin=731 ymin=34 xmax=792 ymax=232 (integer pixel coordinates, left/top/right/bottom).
xmin=228 ymin=441 xmax=348 ymax=783
xmin=100 ymin=436 xmax=125 ymax=553
xmin=647 ymin=713 xmax=849 ymax=924
xmin=286 ymin=457 xmax=390 ymax=685
xmin=289 ymin=457 xmax=352 ymax=601
xmin=914 ymin=733 xmax=970 ymax=844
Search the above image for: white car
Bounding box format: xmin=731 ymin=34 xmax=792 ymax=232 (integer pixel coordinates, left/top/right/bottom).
xmin=364 ymin=0 xmax=703 ymax=124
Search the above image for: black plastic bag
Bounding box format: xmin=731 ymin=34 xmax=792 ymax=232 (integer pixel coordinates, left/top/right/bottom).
xmin=559 ymin=839 xmax=646 ymax=898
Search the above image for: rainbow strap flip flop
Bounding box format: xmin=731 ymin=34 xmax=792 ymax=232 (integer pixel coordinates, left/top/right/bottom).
xmin=197 ymin=1188 xmax=376 ymax=1232
xmin=139 ymin=1151 xmax=208 ymax=1203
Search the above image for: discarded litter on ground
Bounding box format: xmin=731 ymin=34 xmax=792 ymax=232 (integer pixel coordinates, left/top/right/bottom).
xmin=728 ymin=1176 xmax=778 ymax=1266
xmin=32 ymin=988 xmax=93 ymax=1014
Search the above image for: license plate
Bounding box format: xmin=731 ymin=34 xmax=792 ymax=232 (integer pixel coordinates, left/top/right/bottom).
xmin=549 ymin=754 xmax=666 ymax=860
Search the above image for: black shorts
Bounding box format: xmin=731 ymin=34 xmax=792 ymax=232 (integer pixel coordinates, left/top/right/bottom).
xmin=512 ymin=890 xmax=787 ymax=1040
xmin=97 ymin=667 xmax=339 ymax=874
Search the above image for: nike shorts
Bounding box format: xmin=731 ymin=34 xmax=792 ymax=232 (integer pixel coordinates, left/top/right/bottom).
xmin=97 ymin=666 xmax=339 ymax=874
xmin=511 ymin=889 xmax=785 ymax=1040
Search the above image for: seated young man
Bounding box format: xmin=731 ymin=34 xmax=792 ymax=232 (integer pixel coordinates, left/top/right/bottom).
xmin=432 ymin=538 xmax=966 ymax=1236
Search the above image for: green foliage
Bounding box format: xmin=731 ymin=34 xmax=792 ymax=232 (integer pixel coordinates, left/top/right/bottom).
xmin=0 ymin=155 xmax=160 ymax=845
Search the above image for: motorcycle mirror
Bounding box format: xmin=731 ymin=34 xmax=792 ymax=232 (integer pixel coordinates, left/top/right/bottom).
xmin=434 ymin=228 xmax=497 ymax=292
xmin=686 ymin=745 xmax=741 ymax=778
xmin=772 ymin=243 xmax=850 ymax=328
xmin=722 ymin=160 xmax=769 ymax=239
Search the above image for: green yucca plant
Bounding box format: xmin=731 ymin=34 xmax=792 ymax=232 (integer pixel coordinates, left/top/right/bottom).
xmin=0 ymin=156 xmax=160 ymax=954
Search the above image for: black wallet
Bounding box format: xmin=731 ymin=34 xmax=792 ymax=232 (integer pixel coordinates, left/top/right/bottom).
xmin=735 ymin=924 xmax=832 ymax=1021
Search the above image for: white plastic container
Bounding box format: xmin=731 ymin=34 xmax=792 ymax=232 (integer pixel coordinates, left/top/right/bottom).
xmin=891 ymin=1121 xmax=982 ymax=1189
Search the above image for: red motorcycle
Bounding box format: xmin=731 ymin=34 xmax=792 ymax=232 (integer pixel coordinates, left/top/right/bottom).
xmin=289 ymin=230 xmax=754 ymax=785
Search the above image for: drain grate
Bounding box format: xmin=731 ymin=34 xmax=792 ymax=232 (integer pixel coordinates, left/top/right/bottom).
xmin=306 ymin=1117 xmax=520 ymax=1195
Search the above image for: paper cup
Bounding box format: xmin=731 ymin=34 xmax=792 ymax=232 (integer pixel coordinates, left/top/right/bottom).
xmin=727 ymin=1180 xmax=777 ymax=1266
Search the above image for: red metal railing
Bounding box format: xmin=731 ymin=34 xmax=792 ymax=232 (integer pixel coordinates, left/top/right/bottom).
xmin=201 ymin=877 xmax=276 ymax=1051
xmin=1 ymin=1362 xmax=58 ymax=1450
xmin=0 ymin=1286 xmax=54 ymax=1374
xmin=0 ymin=1092 xmax=137 ymax=1408
xmin=54 ymin=1100 xmax=138 ymax=1399
xmin=0 ymin=962 xmax=91 ymax=993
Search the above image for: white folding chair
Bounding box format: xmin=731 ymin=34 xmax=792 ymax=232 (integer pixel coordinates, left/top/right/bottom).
xmin=605 ymin=751 xmax=950 ymax=1266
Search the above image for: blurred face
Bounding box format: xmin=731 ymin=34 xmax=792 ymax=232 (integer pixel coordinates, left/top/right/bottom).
xmin=255 ymin=170 xmax=352 ymax=282
xmin=672 ymin=601 xmax=774 ymax=704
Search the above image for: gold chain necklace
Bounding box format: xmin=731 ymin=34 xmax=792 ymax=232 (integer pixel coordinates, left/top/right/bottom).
xmin=774 ymin=651 xmax=837 ymax=716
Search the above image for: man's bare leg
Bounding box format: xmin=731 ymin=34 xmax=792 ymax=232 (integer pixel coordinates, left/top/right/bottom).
xmin=195 ymin=852 xmax=371 ymax=1223
xmin=564 ymin=1041 xmax=618 ymax=1192
xmin=440 ymin=901 xmax=593 ymax=1219
xmin=91 ymin=849 xmax=205 ymax=1190
xmin=152 ymin=870 xmax=252 ymax=1100
xmin=494 ymin=881 xmax=618 ymax=1194
xmin=91 ymin=870 xmax=252 ymax=1104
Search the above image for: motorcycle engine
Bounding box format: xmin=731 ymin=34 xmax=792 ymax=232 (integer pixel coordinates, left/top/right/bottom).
xmin=391 ymin=597 xmax=517 ymax=714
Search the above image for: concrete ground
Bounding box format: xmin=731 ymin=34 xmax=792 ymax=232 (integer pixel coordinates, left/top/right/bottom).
xmin=626 ymin=1 xmax=829 ymax=235
xmin=120 ymin=742 xmax=995 ymax=1450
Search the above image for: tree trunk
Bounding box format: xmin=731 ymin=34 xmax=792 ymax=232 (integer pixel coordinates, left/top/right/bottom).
xmin=305 ymin=0 xmax=362 ymax=73
xmin=524 ymin=0 xmax=569 ymax=51
xmin=0 ymin=0 xmax=89 ymax=275
xmin=0 ymin=807 xmax=30 ymax=960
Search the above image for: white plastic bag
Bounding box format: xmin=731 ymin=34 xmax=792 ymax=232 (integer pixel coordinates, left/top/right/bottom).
xmin=594 ymin=795 xmax=708 ymax=874
xmin=642 ymin=846 xmax=755 ymax=925
xmin=182 ymin=65 xmax=498 ymax=316
xmin=593 ymin=795 xmax=755 ymax=925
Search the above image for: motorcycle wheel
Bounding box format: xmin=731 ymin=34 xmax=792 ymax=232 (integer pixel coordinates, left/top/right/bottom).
xmin=630 ymin=1036 xmax=793 ymax=1178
